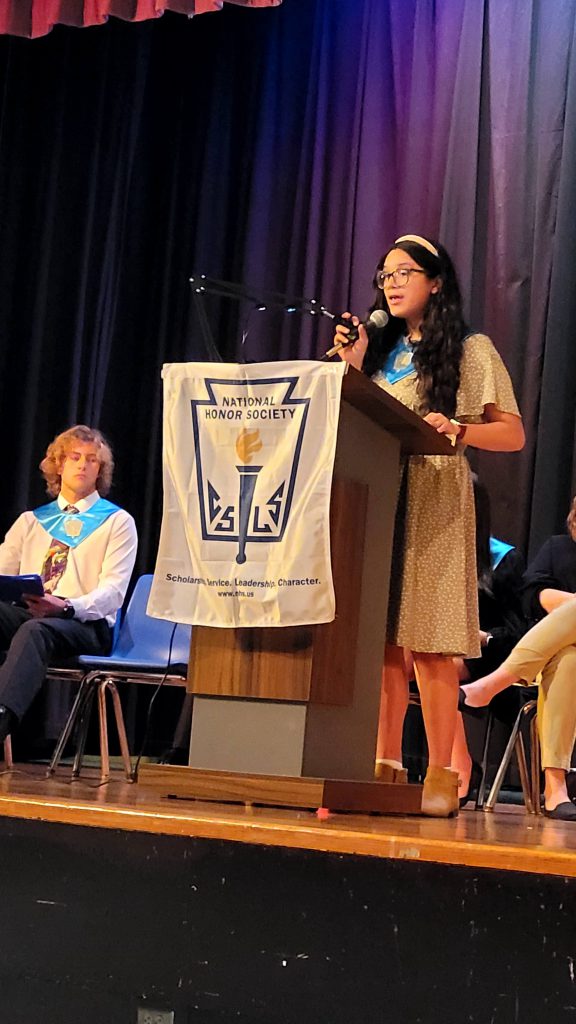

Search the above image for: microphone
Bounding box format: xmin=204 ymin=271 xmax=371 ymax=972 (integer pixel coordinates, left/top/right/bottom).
xmin=323 ymin=308 xmax=389 ymax=358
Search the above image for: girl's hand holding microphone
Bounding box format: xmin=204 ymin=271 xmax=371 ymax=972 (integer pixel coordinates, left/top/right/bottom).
xmin=332 ymin=313 xmax=369 ymax=370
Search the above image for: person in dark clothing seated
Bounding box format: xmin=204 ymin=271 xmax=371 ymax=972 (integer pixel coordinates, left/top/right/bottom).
xmin=521 ymin=504 xmax=576 ymax=621
xmin=451 ymin=475 xmax=527 ymax=804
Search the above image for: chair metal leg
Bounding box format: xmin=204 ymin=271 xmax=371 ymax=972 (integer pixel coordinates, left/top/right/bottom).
xmin=72 ymin=683 xmax=98 ymax=778
xmin=516 ymin=731 xmax=535 ymax=813
xmin=51 ymin=673 xmax=133 ymax=783
xmin=484 ymin=709 xmax=523 ymax=811
xmin=97 ymin=682 xmax=111 ymax=781
xmin=98 ymin=680 xmax=133 ymax=783
xmin=516 ymin=700 xmax=539 ymax=814
xmin=475 ymin=711 xmax=494 ymax=810
xmin=485 ymin=698 xmax=540 ymax=814
xmin=529 ymin=712 xmax=541 ymax=815
xmin=48 ymin=675 xmax=95 ymax=776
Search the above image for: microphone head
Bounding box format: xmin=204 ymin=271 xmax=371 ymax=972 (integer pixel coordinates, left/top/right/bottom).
xmin=368 ymin=309 xmax=389 ymax=329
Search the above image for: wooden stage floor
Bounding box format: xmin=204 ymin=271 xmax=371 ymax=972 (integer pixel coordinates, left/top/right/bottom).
xmin=1 ymin=762 xmax=576 ymax=878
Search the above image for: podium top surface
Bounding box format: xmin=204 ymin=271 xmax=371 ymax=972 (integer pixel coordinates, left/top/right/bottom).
xmin=342 ymin=366 xmax=455 ymax=456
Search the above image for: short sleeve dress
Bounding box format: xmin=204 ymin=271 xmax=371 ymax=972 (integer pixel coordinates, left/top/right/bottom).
xmin=371 ymin=333 xmax=520 ymax=659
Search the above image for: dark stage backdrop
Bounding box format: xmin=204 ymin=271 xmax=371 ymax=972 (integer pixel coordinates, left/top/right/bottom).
xmin=1 ymin=0 xmax=575 ymax=577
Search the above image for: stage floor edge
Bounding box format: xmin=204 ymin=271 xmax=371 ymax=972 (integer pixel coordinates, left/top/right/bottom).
xmin=0 ymin=763 xmax=574 ymax=879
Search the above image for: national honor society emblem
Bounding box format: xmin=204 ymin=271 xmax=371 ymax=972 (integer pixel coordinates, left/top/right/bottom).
xmin=191 ymin=374 xmax=309 ymax=565
xmin=149 ymin=359 xmax=345 ymax=627
xmin=63 ymin=516 xmax=83 ymax=539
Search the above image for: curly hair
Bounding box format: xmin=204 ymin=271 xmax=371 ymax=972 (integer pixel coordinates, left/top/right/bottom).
xmin=40 ymin=425 xmax=114 ymax=498
xmin=362 ymin=237 xmax=469 ymax=417
xmin=567 ymin=496 xmax=576 ymax=542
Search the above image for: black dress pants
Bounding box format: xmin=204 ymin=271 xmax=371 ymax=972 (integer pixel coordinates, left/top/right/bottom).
xmin=0 ymin=602 xmax=111 ymax=720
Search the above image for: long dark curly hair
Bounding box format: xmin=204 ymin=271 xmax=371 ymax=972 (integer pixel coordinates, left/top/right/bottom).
xmin=362 ymin=237 xmax=469 ymax=417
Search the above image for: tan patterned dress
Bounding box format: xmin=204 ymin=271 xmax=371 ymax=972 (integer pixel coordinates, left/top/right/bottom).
xmin=372 ymin=333 xmax=520 ymax=658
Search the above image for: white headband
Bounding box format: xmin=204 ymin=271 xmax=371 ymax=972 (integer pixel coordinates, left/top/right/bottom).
xmin=394 ymin=234 xmax=440 ymax=258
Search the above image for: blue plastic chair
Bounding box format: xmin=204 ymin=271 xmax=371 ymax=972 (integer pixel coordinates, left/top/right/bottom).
xmin=47 ymin=575 xmax=192 ymax=781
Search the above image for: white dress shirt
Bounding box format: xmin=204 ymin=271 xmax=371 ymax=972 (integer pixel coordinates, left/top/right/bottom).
xmin=0 ymin=491 xmax=138 ymax=625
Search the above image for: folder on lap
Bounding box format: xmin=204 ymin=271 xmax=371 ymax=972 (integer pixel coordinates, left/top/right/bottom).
xmin=0 ymin=575 xmax=44 ymax=603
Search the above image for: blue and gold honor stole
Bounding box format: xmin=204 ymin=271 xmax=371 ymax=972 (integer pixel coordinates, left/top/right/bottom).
xmin=33 ymin=498 xmax=120 ymax=548
xmin=377 ymin=331 xmax=474 ymax=385
xmin=379 ymin=335 xmax=417 ymax=384
xmin=490 ymin=536 xmax=514 ymax=570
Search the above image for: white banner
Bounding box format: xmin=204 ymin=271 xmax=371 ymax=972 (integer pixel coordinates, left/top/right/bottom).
xmin=147 ymin=360 xmax=346 ymax=627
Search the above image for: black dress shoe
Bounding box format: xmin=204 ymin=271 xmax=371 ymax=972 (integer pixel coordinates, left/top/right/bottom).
xmin=543 ymin=801 xmax=576 ymax=821
xmin=0 ymin=705 xmax=18 ymax=743
xmin=459 ymin=762 xmax=483 ymax=808
xmin=458 ymin=688 xmax=488 ymax=719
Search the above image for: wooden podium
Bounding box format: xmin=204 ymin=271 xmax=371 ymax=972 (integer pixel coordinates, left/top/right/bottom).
xmin=142 ymin=367 xmax=453 ymax=813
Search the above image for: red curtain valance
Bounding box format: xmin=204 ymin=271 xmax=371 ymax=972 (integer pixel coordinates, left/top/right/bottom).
xmin=0 ymin=0 xmax=282 ymax=39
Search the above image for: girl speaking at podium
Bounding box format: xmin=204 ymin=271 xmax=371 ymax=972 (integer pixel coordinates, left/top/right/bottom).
xmin=333 ymin=234 xmax=524 ymax=817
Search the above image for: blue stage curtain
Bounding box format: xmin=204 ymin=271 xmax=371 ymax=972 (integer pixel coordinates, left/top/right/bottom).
xmin=0 ymin=0 xmax=282 ymax=40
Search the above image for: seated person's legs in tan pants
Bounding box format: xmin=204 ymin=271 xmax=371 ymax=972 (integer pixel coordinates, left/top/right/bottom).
xmin=463 ymin=601 xmax=576 ymax=817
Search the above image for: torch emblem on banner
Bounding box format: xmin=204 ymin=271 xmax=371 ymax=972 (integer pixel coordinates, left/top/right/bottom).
xmin=190 ymin=374 xmax=310 ymax=565
xmin=235 ymin=428 xmax=263 ymax=564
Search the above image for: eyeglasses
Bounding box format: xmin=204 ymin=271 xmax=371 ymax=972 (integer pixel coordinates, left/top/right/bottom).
xmin=376 ymin=268 xmax=427 ymax=289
